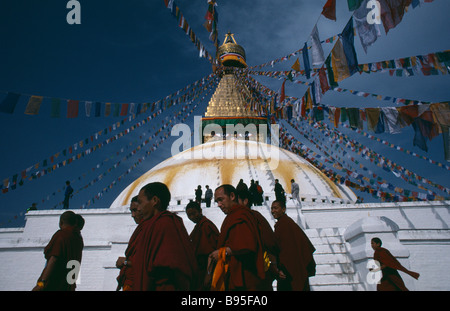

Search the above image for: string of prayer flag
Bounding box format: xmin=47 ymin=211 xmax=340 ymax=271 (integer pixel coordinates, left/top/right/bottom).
xmin=0 ymin=73 xmax=217 ymax=194
xmin=163 ymin=0 xmax=216 ymax=65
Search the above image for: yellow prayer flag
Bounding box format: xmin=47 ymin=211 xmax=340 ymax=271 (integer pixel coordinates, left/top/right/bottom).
xmin=25 ymin=96 xmax=43 ymax=115
xmin=331 ymin=39 xmax=350 ymax=82
xmin=305 ymin=88 xmax=313 ymax=110
xmin=291 ymin=58 xmax=301 ymax=72
xmin=105 ymin=103 xmax=111 ymax=116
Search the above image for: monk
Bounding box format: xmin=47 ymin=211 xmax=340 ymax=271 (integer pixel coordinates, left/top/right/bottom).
xmin=271 ymin=200 xmax=316 ymax=291
xmin=132 ymin=182 xmax=198 ymax=291
xmin=371 ymin=237 xmax=420 ymax=291
xmin=116 ymin=196 xmax=142 ymax=291
xmin=33 ymin=211 xmax=84 ymax=291
xmin=209 ymin=184 xmax=266 ymax=291
xmin=236 ymin=182 xmax=279 ymax=290
xmin=186 ymin=201 xmax=219 ymax=290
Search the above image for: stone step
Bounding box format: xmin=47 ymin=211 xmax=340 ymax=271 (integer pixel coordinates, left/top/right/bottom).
xmin=311 ymin=283 xmax=366 ymax=291
xmin=309 ymin=236 xmax=345 ymax=245
xmin=313 ymin=243 xmax=348 ymax=254
xmin=305 ymin=228 xmax=345 ymax=238
xmin=304 ymin=227 xmax=366 ymax=291
xmin=314 ymin=263 xmax=355 ymax=275
xmin=313 ymin=253 xmax=352 ymax=264
xmin=310 ymin=273 xmax=360 ymax=285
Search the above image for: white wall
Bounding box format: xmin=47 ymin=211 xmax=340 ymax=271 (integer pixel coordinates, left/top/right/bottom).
xmin=0 ymin=201 xmax=449 ymax=291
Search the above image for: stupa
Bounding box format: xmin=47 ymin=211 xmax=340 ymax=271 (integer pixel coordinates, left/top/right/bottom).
xmin=110 ymin=32 xmax=356 ymax=209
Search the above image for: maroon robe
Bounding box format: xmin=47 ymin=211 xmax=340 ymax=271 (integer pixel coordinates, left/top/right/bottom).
xmin=374 ymin=247 xmax=411 ymax=291
xmin=218 ymin=204 xmax=266 ymax=290
xmin=274 ymin=214 xmax=315 ymax=291
xmin=251 ymin=209 xmax=279 ymax=290
xmin=116 ymin=223 xmax=144 ymax=290
xmin=42 ymin=226 xmax=84 ymax=291
xmin=189 ymin=215 xmax=219 ymax=289
xmin=132 ymin=211 xmax=198 ymax=291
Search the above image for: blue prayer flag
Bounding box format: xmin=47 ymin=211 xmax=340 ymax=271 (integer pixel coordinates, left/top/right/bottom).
xmin=0 ymin=92 xmax=20 ymax=114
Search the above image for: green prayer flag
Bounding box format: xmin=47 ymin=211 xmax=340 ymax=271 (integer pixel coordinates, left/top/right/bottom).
xmin=51 ymin=98 xmax=61 ymax=118
xmin=347 ymin=0 xmax=364 ymax=11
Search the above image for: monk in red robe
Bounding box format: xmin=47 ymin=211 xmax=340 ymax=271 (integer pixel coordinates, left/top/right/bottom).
xmin=271 ymin=200 xmax=316 ymax=291
xmin=33 ymin=211 xmax=84 ymax=291
xmin=116 ymin=196 xmax=143 ymax=291
xmin=186 ymin=201 xmax=219 ymax=290
xmin=209 ymin=184 xmax=266 ymax=291
xmin=132 ymin=182 xmax=198 ymax=291
xmin=371 ymin=237 xmax=420 ymax=291
xmin=236 ymin=182 xmax=279 ymax=290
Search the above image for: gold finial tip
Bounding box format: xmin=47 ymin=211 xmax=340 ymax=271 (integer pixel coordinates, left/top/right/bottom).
xmin=217 ymin=33 xmax=247 ymax=68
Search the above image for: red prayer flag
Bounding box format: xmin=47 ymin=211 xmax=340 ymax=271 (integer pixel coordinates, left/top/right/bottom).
xmin=279 ymin=79 xmax=286 ymax=105
xmin=67 ymin=100 xmax=79 ymax=118
xmin=120 ymin=103 xmax=129 ymax=116
xmin=322 ymin=0 xmax=336 ymax=21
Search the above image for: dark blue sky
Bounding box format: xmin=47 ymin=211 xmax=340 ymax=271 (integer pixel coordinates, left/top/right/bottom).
xmin=0 ymin=0 xmax=449 ymax=227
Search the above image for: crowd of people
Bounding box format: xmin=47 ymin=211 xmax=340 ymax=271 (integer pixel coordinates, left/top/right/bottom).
xmin=113 ymin=181 xmax=317 ymax=291
xmin=33 ymin=179 xmax=420 ymax=291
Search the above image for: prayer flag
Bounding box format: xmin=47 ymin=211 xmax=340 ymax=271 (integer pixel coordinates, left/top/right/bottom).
xmin=113 ymin=103 xmax=120 ymax=117
xmin=85 ymin=101 xmax=92 ymax=117
xmin=347 ymin=0 xmax=364 ymax=11
xmin=412 ymin=118 xmax=428 ymax=152
xmin=354 ymin=0 xmax=381 ymax=53
xmin=302 ymin=42 xmax=311 ymax=79
xmin=318 ymin=67 xmax=330 ymax=94
xmin=95 ymin=102 xmax=101 ymax=117
xmin=301 ymin=99 xmax=306 ymax=117
xmin=120 ymin=103 xmax=129 ymax=116
xmin=325 ymin=56 xmax=339 ymax=88
xmin=430 ymin=103 xmax=450 ymax=126
xmin=341 ymin=17 xmax=359 ymax=76
xmin=50 ymin=98 xmax=61 ymax=118
xmin=375 ymin=110 xmax=385 ymax=134
xmin=24 ymin=95 xmax=43 ymax=115
xmin=366 ymin=108 xmax=381 ymax=131
xmin=381 ymin=107 xmax=403 ymax=134
xmin=67 ymin=100 xmax=79 ymax=118
xmin=334 ymin=107 xmax=341 ymax=128
xmin=347 ymin=108 xmax=361 ymax=129
xmin=311 ymin=25 xmax=325 ymax=66
xmin=322 ymin=0 xmax=336 ymax=21
xmin=441 ymin=125 xmax=450 ymax=162
xmin=331 ymin=39 xmax=351 ymax=81
xmin=279 ymin=79 xmax=286 ymax=105
xmin=341 ymin=107 xmax=348 ymax=123
xmin=136 ymin=103 xmax=142 ymax=115
xmin=291 ymin=58 xmax=301 ymax=72
xmin=105 ymin=103 xmax=111 ymax=116
xmin=305 ymin=88 xmax=313 ymax=111
xmin=313 ymin=77 xmax=322 ymax=104
xmin=378 ymin=0 xmax=412 ymax=34
xmin=0 ymin=92 xmax=20 ymax=114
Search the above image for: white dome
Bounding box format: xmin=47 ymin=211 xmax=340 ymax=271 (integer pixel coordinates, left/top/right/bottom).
xmin=109 ymin=140 xmax=356 ymax=208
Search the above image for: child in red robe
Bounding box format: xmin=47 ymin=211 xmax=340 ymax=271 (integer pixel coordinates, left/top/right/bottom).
xmin=186 ymin=201 xmax=219 ymax=290
xmin=371 ymin=237 xmax=420 ymax=291
xmin=271 ymin=200 xmax=316 ymax=291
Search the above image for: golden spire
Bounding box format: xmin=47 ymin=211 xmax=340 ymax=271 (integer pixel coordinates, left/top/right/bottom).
xmin=205 ymin=74 xmax=257 ymax=117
